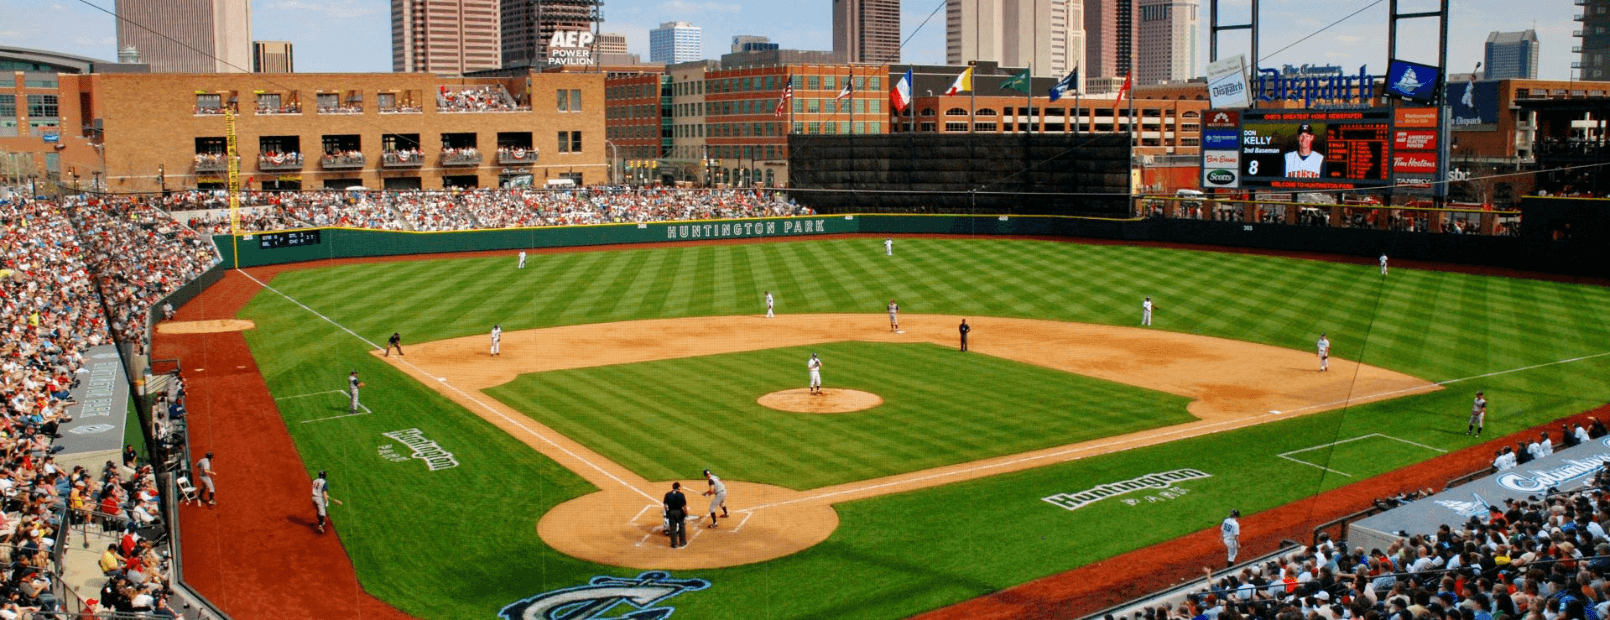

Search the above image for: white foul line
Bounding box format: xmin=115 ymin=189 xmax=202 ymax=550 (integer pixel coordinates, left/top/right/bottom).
xmin=238 ymin=270 xmax=659 ymax=504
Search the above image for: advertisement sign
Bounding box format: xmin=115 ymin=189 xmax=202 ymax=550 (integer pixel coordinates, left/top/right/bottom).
xmin=1393 ymin=130 xmax=1437 ymax=151
xmin=1394 ymin=107 xmax=1439 ymax=128
xmin=1390 ymin=107 xmax=1442 ymax=191
xmin=1384 ymin=59 xmax=1443 ymax=104
xmin=1447 ymin=80 xmax=1501 ymax=131
xmin=1206 ymin=55 xmax=1252 ymax=109
xmin=1202 ymin=151 xmax=1241 ymax=188
xmin=1204 ymin=110 xmax=1239 ymax=130
xmin=547 ymin=29 xmax=595 ymax=66
xmin=1238 ymin=109 xmax=1393 ymax=190
xmin=1392 ymin=153 xmax=1438 ymax=174
xmin=1203 ymin=130 xmax=1239 ymax=150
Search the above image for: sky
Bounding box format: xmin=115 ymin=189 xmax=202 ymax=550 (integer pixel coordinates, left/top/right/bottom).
xmin=0 ymin=0 xmax=1577 ymax=81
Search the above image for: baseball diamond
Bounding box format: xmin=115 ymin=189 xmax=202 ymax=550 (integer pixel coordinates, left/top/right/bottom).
xmin=159 ymin=234 xmax=1610 ymax=620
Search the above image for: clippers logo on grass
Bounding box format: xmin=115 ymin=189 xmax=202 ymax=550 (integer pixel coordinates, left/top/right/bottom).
xmin=1042 ymin=469 xmax=1212 ymax=511
xmin=498 ymin=571 xmax=710 ymax=620
xmin=382 ymin=429 xmax=459 ymax=471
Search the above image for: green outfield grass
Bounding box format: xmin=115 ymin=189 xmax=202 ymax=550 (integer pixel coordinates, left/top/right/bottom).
xmin=237 ymin=237 xmax=1610 ymax=619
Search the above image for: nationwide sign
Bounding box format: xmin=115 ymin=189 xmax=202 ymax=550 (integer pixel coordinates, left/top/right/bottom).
xmin=547 ymin=29 xmax=595 ymax=66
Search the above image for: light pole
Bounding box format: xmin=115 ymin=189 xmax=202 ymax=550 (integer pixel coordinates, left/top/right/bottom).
xmin=604 ymin=140 xmax=619 ymax=185
xmin=27 ymin=173 xmax=36 ymax=198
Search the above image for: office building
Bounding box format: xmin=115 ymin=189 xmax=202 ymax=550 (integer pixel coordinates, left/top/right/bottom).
xmin=834 ymin=0 xmax=901 ymax=64
xmin=1579 ymin=1 xmax=1610 ymax=80
xmin=1485 ymin=30 xmax=1539 ymax=80
xmin=596 ymin=33 xmax=628 ymax=56
xmin=500 ymin=0 xmax=602 ymax=68
xmin=253 ymin=41 xmax=294 ymax=73
xmin=392 ymin=0 xmax=501 ymax=75
xmin=1134 ymin=0 xmax=1196 ymax=84
xmin=1083 ymin=0 xmax=1135 ymax=80
xmin=650 ymin=22 xmax=703 ymax=64
xmin=945 ymin=0 xmax=1085 ymax=77
xmin=732 ymin=36 xmax=779 ymax=53
xmin=115 ymin=0 xmax=252 ymax=73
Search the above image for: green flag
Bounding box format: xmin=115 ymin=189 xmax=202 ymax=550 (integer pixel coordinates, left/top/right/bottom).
xmin=1000 ymin=69 xmax=1031 ymax=94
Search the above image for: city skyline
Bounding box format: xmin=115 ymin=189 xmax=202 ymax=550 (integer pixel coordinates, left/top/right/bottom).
xmin=1 ymin=0 xmax=1577 ymax=82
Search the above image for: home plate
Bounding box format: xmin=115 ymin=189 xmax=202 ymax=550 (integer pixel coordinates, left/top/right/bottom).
xmin=1269 ymin=410 xmax=1283 ymax=415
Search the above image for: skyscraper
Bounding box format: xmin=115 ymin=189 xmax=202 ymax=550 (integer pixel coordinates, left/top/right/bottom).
xmin=1134 ymin=0 xmax=1197 ymax=84
xmin=1083 ymin=0 xmax=1135 ymax=79
xmin=946 ymin=0 xmax=1084 ymax=77
xmin=596 ymin=33 xmax=628 ymax=56
xmin=115 ymin=0 xmax=252 ymax=73
xmin=392 ymin=0 xmax=501 ymax=75
xmin=501 ymin=0 xmax=603 ymax=68
xmin=650 ymin=22 xmax=703 ymax=64
xmin=834 ymin=0 xmax=901 ymax=64
xmin=252 ymin=41 xmax=294 ymax=73
xmin=1484 ymin=30 xmax=1539 ymax=79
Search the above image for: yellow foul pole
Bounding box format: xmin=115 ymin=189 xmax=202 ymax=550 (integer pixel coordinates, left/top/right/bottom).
xmin=225 ymin=107 xmax=241 ymax=268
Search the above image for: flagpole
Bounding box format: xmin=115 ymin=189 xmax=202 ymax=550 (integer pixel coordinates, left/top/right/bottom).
xmin=1028 ymin=63 xmax=1035 ymax=134
xmin=968 ymin=62 xmax=976 ymax=134
xmin=1128 ymin=76 xmax=1136 ymax=146
xmin=850 ymin=70 xmax=855 ymax=136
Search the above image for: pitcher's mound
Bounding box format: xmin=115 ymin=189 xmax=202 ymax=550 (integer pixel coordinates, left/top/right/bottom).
xmin=157 ymin=319 xmax=256 ymax=334
xmin=757 ymin=388 xmax=882 ymax=413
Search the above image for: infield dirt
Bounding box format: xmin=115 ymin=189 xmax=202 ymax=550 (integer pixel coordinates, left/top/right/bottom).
xmin=376 ymin=313 xmax=1439 ymax=570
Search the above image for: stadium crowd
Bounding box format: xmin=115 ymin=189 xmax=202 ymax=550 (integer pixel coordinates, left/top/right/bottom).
xmin=1119 ymin=466 xmax=1610 ymax=620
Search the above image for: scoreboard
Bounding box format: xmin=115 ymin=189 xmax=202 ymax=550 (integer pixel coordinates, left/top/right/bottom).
xmin=1229 ymin=109 xmax=1400 ymax=191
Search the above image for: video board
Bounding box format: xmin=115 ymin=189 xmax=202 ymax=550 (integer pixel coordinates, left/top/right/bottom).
xmin=1237 ymin=109 xmax=1395 ymax=191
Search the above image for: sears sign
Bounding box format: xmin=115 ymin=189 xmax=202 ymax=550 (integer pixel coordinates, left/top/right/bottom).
xmin=1202 ymin=151 xmax=1241 ymax=188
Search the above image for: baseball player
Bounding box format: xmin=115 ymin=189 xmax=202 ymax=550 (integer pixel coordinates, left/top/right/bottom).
xmin=490 ymin=324 xmax=502 ymax=356
xmin=384 ymin=332 xmax=403 ymax=357
xmin=518 ymin=250 xmax=527 ymax=269
xmin=959 ymin=319 xmax=970 ymax=352
xmin=1468 ymin=391 xmax=1487 ymax=436
xmin=884 ymin=238 xmax=893 ymax=256
xmin=1379 ymin=253 xmax=1388 ymax=276
xmin=195 ymin=452 xmax=217 ymax=506
xmin=765 ymin=291 xmax=774 ymax=318
xmin=1316 ymin=333 xmax=1330 ymax=372
xmin=347 ymin=371 xmax=363 ymax=413
xmin=1142 ymin=296 xmax=1154 ymax=326
xmin=887 ymin=299 xmax=899 ymax=332
xmin=1221 ymin=509 xmax=1241 ymax=567
xmin=702 ymin=469 xmax=728 ymax=528
xmin=807 ymin=352 xmax=823 ymax=394
xmin=311 ymin=470 xmax=342 ymax=534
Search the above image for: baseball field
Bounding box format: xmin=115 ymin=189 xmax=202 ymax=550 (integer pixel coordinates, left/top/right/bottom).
xmin=196 ymin=236 xmax=1610 ymax=619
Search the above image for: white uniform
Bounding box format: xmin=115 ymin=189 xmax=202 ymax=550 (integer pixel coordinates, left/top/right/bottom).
xmin=884 ymin=238 xmax=893 ymax=256
xmin=312 ymin=477 xmax=329 ymax=517
xmin=518 ymin=251 xmax=527 ymax=269
xmin=1379 ymin=254 xmax=1388 ymax=275
xmin=808 ymin=355 xmax=822 ymax=392
xmin=1316 ymin=336 xmax=1330 ymax=372
xmin=1284 ymin=151 xmax=1325 ymax=178
xmin=1142 ymin=298 xmax=1153 ymax=326
xmin=348 ymin=373 xmax=361 ymax=412
xmin=1468 ymin=395 xmax=1486 ymax=434
xmin=1221 ymin=515 xmax=1241 ymax=564
xmin=888 ymin=301 xmax=899 ymax=331
xmin=765 ymin=292 xmax=774 ymax=318
xmin=490 ymin=325 xmax=502 ymax=356
xmin=706 ymin=473 xmax=727 ymax=516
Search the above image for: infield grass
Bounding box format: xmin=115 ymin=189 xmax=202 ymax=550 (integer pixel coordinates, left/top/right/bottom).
xmin=236 ymin=236 xmax=1610 ymax=619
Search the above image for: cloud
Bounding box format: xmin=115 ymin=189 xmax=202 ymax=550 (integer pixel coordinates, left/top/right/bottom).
xmin=1332 ymin=35 xmax=1362 ymax=45
xmin=659 ymin=1 xmax=742 ymax=15
xmin=263 ymin=0 xmax=380 ymax=21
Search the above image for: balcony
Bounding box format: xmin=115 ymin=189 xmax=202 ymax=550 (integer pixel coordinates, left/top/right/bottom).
xmin=321 ymin=152 xmax=366 ymax=170
xmin=258 ymin=152 xmax=304 ymax=172
xmin=193 ymin=154 xmax=235 ymax=173
xmin=1576 ymin=46 xmax=1585 ymax=54
xmin=497 ymin=146 xmax=539 ymax=165
xmin=440 ymin=148 xmax=481 ymax=167
xmin=1576 ymin=30 xmax=1586 ymax=37
xmin=381 ymin=150 xmax=424 ymax=168
xmin=1576 ymin=13 xmax=1586 ymax=21
xmin=256 ymin=104 xmax=302 ymax=115
xmin=1579 ymin=0 xmax=1588 ymax=5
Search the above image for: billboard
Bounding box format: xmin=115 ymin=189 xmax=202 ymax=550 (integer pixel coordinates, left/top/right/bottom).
xmin=547 ymin=29 xmax=596 ymax=66
xmin=1206 ymin=55 xmax=1252 ymax=109
xmin=1447 ymin=80 xmax=1501 ymax=131
xmin=1384 ymin=59 xmax=1443 ymax=104
xmin=1202 ymin=151 xmax=1241 ymax=189
xmin=1392 ymin=107 xmax=1443 ymax=191
xmin=1238 ymin=109 xmax=1393 ymax=191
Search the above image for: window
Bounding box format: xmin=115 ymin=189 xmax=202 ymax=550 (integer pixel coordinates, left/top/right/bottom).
xmin=824 ymin=75 xmax=836 ymax=91
xmin=946 ymin=108 xmax=969 ymax=116
xmin=0 ymin=95 xmax=13 ymax=118
xmin=316 ymin=93 xmax=338 ymax=109
xmin=558 ymin=131 xmax=582 ymax=153
xmin=946 ymin=122 xmax=968 ymax=132
xmin=571 ymin=89 xmax=582 ymax=111
xmin=377 ymin=92 xmax=395 ymax=109
xmin=807 ymin=76 xmax=819 ymax=90
xmin=196 ymin=94 xmax=222 ymax=112
xmin=257 ymin=93 xmax=281 ymax=111
xmin=26 ymin=95 xmax=58 ymax=118
xmin=869 ymin=77 xmax=880 ymax=90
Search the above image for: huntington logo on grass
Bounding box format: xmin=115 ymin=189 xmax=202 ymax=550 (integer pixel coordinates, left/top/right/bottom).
xmin=1041 ymin=469 xmax=1212 ymax=511
xmin=382 ymin=429 xmax=459 ymax=471
xmin=498 ymin=571 xmax=710 ymax=620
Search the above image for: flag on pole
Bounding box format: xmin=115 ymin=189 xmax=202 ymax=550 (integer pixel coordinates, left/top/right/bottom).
xmin=774 ymin=77 xmax=794 ymax=118
xmin=1000 ymin=68 xmax=1031 ymax=94
xmin=837 ymin=76 xmax=853 ymax=101
xmin=1048 ymin=67 xmax=1079 ymax=102
xmin=891 ymin=68 xmax=913 ymax=112
xmin=944 ymin=66 xmax=973 ymax=96
xmin=1114 ymin=72 xmax=1132 ymax=109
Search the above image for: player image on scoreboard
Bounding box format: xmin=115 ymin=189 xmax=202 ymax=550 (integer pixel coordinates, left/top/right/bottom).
xmin=1241 ymin=122 xmax=1328 ymax=180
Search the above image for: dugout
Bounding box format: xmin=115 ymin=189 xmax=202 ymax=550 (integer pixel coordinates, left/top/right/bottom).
xmin=787 ymin=133 xmax=1132 ymax=217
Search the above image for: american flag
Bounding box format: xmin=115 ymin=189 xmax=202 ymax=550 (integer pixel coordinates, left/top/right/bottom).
xmin=774 ymin=77 xmax=793 ymax=118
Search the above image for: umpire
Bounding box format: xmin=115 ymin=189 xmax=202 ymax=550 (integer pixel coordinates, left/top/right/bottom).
xmin=664 ymin=482 xmax=688 ymax=548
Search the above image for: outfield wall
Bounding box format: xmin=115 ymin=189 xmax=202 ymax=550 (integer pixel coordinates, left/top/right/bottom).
xmin=212 ymin=198 xmax=1606 ymax=277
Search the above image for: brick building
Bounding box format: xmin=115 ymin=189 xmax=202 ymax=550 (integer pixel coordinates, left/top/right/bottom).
xmin=89 ymin=71 xmax=604 ymax=192
xmin=605 ymin=72 xmax=668 ymax=184
xmin=0 ymin=71 xmax=101 ymax=194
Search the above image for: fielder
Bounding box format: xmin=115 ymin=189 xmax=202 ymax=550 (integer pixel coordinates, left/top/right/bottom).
xmin=884 ymin=238 xmax=893 ymax=256
xmin=312 ymin=470 xmax=342 ymax=534
xmin=1142 ymin=296 xmax=1154 ymax=326
xmin=1379 ymin=253 xmax=1388 ymax=276
xmin=807 ymin=352 xmax=823 ymax=394
xmin=1221 ymin=509 xmax=1241 ymax=567
xmin=384 ymin=332 xmax=403 ymax=357
xmin=887 ymin=299 xmax=900 ymax=332
xmin=765 ymin=291 xmax=774 ymax=318
xmin=347 ymin=371 xmax=363 ymax=413
xmin=518 ymin=250 xmax=527 ymax=269
xmin=702 ymin=469 xmax=729 ymax=528
xmin=490 ymin=324 xmax=502 ymax=356
xmin=1316 ymin=333 xmax=1330 ymax=372
xmin=1468 ymin=391 xmax=1486 ymax=436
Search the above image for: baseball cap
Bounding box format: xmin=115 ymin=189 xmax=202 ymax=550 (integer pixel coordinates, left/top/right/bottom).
xmin=1298 ymin=124 xmax=1315 ymax=135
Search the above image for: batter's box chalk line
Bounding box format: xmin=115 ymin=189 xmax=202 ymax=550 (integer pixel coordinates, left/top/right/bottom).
xmin=1276 ymin=433 xmax=1446 ymax=477
xmin=275 ymin=390 xmax=373 ymax=423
